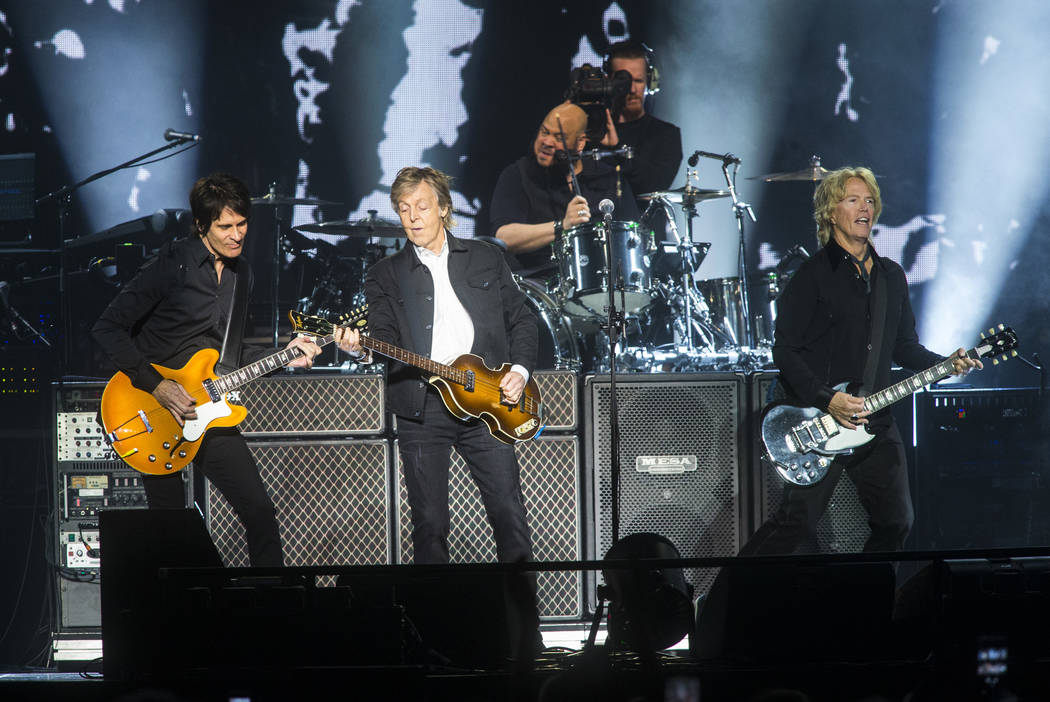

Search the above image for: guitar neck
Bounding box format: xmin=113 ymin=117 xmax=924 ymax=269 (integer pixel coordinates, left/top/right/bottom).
xmin=212 ymin=333 xmax=337 ymax=395
xmin=359 ymin=334 xmax=469 ymax=386
xmin=862 ymin=348 xmax=976 ymax=414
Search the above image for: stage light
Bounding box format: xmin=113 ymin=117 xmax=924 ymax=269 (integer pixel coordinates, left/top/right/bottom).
xmin=601 ymin=532 xmax=694 ymax=652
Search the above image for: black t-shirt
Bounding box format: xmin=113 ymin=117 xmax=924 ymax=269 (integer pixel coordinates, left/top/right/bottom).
xmin=613 ymin=112 xmax=683 ymax=197
xmin=489 ymin=155 xmax=640 ymax=272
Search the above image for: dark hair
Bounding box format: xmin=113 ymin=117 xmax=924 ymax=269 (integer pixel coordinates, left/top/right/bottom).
xmin=189 ymin=173 xmax=251 ymax=235
xmin=606 ymin=39 xmax=647 ymax=63
xmin=390 ymin=166 xmax=455 ymax=229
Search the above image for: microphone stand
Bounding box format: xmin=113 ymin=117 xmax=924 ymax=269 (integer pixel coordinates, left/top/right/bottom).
xmin=600 ymin=207 xmax=625 ymax=547
xmin=35 ymin=138 xmax=197 ymax=377
xmin=718 ymin=159 xmax=757 ymax=357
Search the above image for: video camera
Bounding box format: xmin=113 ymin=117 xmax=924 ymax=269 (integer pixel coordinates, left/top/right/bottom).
xmin=565 ymin=64 xmax=631 ymax=143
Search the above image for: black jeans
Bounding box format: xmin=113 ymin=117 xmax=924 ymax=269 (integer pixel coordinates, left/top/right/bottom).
xmin=142 ymin=428 xmax=283 ymax=567
xmin=741 ymin=422 xmax=914 ymax=555
xmin=396 ymin=393 xmax=533 ymax=565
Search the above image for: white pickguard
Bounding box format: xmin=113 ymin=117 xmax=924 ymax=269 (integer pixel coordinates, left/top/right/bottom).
xmin=820 ymin=420 xmax=874 ymax=453
xmin=180 ymin=398 xmax=233 ymax=442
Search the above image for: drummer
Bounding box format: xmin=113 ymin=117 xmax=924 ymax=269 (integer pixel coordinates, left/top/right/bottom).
xmin=489 ymin=101 xmax=640 ymax=276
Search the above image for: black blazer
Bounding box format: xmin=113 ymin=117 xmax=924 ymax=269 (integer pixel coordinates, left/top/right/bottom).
xmin=364 ymin=232 xmax=539 ymax=420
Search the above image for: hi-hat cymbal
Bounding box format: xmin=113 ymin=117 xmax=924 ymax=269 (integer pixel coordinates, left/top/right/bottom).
xmin=751 ymin=155 xmax=830 ymax=182
xmin=251 ymin=195 xmax=342 ymax=206
xmin=637 ymin=187 xmax=730 ymax=205
xmin=294 ymin=217 xmax=405 ymax=238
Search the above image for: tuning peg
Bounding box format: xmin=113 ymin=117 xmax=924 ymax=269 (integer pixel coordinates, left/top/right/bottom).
xmin=988 ymin=327 xmax=995 ymax=335
xmin=998 ymin=323 xmax=1005 ymax=330
xmin=980 ymin=332 xmax=986 ymax=339
xmin=992 ymin=358 xmax=1000 ymax=365
xmin=1011 ymin=350 xmax=1018 ymax=357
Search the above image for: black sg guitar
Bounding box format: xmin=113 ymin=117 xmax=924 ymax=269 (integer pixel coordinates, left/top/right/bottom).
xmin=761 ymin=325 xmax=1019 ymax=486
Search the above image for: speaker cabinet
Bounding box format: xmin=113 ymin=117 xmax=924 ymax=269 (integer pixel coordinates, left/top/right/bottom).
xmin=533 ymin=370 xmax=578 ymax=431
xmin=236 ymin=373 xmax=385 ymax=436
xmin=751 ymin=371 xmax=871 ymax=552
xmin=205 ymin=440 xmax=392 ymax=579
xmin=585 ymin=373 xmax=745 ymax=603
xmin=394 ymin=436 xmax=582 ymax=620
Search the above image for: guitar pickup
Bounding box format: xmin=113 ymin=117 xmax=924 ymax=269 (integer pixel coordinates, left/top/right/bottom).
xmin=464 ymin=370 xmax=475 ymax=392
xmin=202 ymin=378 xmax=221 ymax=403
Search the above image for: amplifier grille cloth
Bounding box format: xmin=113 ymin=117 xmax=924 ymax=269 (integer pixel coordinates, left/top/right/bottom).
xmin=207 ymin=440 xmax=391 ymax=584
xmin=395 ymin=436 xmax=582 ymax=620
xmin=237 ymin=374 xmax=384 ymax=436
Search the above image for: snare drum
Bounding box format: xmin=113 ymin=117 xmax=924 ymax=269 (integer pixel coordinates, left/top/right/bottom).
xmin=515 ymin=276 xmax=580 ymax=370
xmin=558 ymin=220 xmax=653 ymax=318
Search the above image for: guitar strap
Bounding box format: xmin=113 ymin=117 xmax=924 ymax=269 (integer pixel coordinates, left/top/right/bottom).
xmin=217 ymin=263 xmax=251 ymax=376
xmin=862 ymin=263 xmax=887 ymax=394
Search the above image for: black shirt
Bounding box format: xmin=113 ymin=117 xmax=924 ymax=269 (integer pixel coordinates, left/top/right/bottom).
xmin=92 ymin=236 xmax=259 ymax=393
xmin=489 ymin=155 xmax=640 ymax=272
xmin=772 ymin=239 xmax=944 ymax=431
xmin=612 ymin=112 xmax=683 ymax=196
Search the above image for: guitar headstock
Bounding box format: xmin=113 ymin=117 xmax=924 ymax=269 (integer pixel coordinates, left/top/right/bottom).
xmin=288 ymin=304 xmax=368 ymax=337
xmin=975 ymin=324 xmax=1019 ymax=365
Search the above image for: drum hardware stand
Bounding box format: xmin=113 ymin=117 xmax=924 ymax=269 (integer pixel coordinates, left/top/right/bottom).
xmin=718 ymin=158 xmax=758 ymax=360
xmin=673 ymin=172 xmax=723 ymax=355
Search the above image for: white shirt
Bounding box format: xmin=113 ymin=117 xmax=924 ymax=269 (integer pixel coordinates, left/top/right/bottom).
xmin=415 ymin=239 xmax=529 ymax=382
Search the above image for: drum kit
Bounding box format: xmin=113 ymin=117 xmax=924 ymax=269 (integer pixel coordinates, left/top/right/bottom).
xmin=282 ymin=156 xmax=829 ymax=372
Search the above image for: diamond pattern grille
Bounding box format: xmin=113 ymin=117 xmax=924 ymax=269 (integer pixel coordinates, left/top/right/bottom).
xmin=394 ymin=436 xmax=582 ymax=620
xmin=755 ymin=372 xmax=871 ymax=552
xmin=533 ymin=370 xmax=577 ymax=431
xmin=236 ymin=374 xmax=384 ymax=436
xmin=206 ymin=440 xmax=391 ymax=585
xmin=588 ymin=375 xmax=743 ymax=602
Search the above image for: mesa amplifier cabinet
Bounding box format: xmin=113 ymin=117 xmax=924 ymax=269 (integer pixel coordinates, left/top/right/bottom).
xmin=236 ymin=372 xmax=385 ymax=437
xmin=51 ymin=382 xmax=192 ymax=632
xmin=585 ymin=373 xmax=745 ymax=606
xmin=394 ymin=436 xmax=582 ymax=620
xmin=205 ymin=439 xmax=392 ymax=580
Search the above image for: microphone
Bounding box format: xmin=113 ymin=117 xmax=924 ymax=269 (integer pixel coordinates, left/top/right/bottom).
xmin=164 ymin=128 xmax=202 ymax=143
xmin=687 ymin=149 xmax=741 ymax=166
xmin=599 ymin=198 xmax=615 ymax=225
xmin=582 ymin=145 xmax=633 ymax=161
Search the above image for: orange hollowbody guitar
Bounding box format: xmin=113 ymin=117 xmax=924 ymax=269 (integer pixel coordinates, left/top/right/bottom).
xmin=100 ymin=307 xmax=366 ymax=476
xmin=288 ymin=311 xmax=545 ymax=445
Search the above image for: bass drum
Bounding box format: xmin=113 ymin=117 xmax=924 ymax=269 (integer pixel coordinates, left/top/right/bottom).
xmin=515 ymin=276 xmax=580 ymax=370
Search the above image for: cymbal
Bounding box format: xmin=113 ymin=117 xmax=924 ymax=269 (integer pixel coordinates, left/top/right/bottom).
xmin=251 ymin=195 xmax=342 ymax=206
xmin=294 ymin=217 xmax=405 ymax=238
xmin=637 ymin=187 xmax=730 ymax=205
xmin=751 ymin=155 xmax=830 ymax=182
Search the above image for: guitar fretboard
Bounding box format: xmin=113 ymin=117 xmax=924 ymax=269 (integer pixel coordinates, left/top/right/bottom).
xmin=862 ymin=348 xmax=977 ymax=414
xmin=360 ymin=335 xmax=468 ymax=386
xmin=212 ymin=333 xmax=336 ymax=395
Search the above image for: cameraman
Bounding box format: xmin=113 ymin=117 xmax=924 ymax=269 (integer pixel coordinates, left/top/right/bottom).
xmin=599 ymin=40 xmax=683 ymax=197
xmin=490 ymin=101 xmax=639 ymax=275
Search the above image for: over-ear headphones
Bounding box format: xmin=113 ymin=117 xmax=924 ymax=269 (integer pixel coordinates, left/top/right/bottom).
xmin=603 ymin=40 xmax=660 ymax=96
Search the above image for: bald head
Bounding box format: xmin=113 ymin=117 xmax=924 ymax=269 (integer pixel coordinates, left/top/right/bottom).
xmin=533 ymin=101 xmax=588 ymax=168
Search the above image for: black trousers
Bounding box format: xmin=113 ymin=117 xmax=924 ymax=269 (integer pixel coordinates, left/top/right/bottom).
xmin=741 ymin=422 xmax=914 ymax=555
xmin=397 ymin=392 xmax=541 ymax=657
xmin=141 ymin=427 xmax=283 ymax=567
xmin=396 ymin=392 xmax=534 ymax=565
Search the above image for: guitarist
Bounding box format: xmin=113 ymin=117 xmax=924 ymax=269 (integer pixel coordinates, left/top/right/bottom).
xmin=742 ymin=166 xmax=981 ymax=555
xmin=91 ymin=173 xmax=321 ymax=566
xmin=335 ymin=166 xmax=542 ymax=654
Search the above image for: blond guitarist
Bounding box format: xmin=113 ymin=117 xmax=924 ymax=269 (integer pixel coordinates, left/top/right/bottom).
xmin=92 ymin=173 xmax=320 ymax=566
